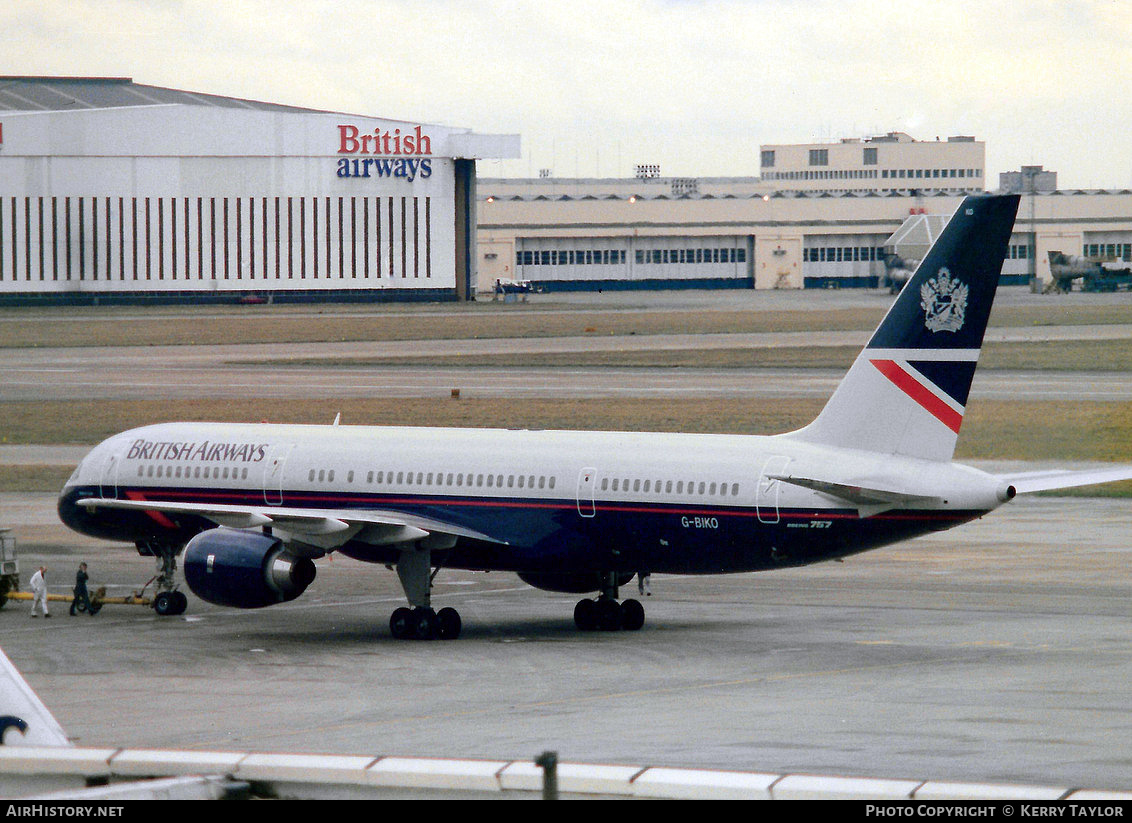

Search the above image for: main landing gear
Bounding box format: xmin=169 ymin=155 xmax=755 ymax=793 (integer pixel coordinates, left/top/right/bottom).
xmin=388 ymin=544 xmax=461 ymax=641
xmin=389 ymin=605 xmax=462 ymax=641
xmin=573 ymin=572 xmax=645 ymax=632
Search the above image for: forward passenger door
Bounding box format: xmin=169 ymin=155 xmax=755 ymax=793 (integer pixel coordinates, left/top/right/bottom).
xmin=263 ymin=444 xmax=294 ymax=506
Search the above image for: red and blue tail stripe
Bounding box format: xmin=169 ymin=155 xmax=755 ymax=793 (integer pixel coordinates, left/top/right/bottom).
xmin=868 ymin=355 xmax=974 ymax=434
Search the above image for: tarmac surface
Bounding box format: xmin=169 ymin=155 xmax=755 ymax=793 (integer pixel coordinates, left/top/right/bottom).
xmin=5 ymin=324 xmax=1132 ymax=403
xmin=6 ymin=361 xmax=1132 ymax=403
xmin=1 ymin=287 xmax=1131 ymax=792
xmin=1 ymin=491 xmax=1131 ymax=791
xmin=3 ymin=287 xmax=1132 ymax=404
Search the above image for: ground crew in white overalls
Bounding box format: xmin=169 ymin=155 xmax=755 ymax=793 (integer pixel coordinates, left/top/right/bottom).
xmin=29 ymin=566 xmax=50 ymax=618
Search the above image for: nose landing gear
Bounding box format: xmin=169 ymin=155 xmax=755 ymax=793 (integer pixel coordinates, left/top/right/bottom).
xmin=137 ymin=541 xmax=189 ymax=616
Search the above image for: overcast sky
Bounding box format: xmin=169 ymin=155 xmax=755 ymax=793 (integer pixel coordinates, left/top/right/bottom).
xmin=6 ymin=0 xmax=1131 ymax=187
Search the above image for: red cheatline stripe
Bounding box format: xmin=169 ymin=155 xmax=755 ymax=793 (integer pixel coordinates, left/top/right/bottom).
xmin=113 ymin=485 xmax=976 ymax=525
xmin=124 ymin=490 xmax=179 ymax=529
xmin=869 ymin=359 xmax=963 ymax=434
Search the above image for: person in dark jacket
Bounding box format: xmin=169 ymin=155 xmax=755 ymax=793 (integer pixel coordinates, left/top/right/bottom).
xmin=70 ymin=563 xmax=91 ymax=616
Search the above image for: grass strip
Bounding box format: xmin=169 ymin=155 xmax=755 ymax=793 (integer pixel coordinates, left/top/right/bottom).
xmin=230 ymin=338 xmax=1132 ymax=372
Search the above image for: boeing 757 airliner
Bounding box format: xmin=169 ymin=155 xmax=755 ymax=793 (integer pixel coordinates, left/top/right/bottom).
xmin=57 ymin=194 xmax=1132 ymax=640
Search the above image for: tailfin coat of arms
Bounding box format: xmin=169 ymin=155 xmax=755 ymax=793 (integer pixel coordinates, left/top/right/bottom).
xmin=920 ymin=268 xmax=968 ymax=333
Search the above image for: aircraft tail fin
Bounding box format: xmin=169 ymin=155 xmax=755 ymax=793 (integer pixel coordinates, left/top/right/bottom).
xmin=791 ymin=194 xmax=1020 ymax=462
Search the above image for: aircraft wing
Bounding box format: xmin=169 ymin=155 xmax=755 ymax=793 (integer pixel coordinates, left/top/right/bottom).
xmin=996 ymin=465 xmax=1132 ymax=495
xmin=75 ymin=498 xmax=509 ymax=548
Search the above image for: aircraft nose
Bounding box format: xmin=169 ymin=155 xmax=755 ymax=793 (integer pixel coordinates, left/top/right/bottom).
xmin=62 ymin=459 xmax=82 ymax=492
xmin=56 ymin=482 xmax=86 ymax=533
xmin=57 ymin=452 xmax=98 ymax=536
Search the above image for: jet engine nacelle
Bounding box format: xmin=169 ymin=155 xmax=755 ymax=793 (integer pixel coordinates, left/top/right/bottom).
xmin=183 ymin=527 xmax=316 ymax=609
xmin=518 ymin=571 xmax=635 ymax=594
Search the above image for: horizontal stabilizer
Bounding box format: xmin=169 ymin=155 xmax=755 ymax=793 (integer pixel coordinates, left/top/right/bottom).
xmin=997 ymin=466 xmax=1132 ymax=495
xmin=769 ymin=474 xmax=942 ymax=507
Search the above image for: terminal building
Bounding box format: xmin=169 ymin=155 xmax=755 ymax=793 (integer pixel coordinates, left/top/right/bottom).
xmin=478 ymin=134 xmax=1132 ymax=294
xmin=758 ymin=131 xmax=986 ymax=196
xmin=0 ymin=76 xmax=519 ymax=303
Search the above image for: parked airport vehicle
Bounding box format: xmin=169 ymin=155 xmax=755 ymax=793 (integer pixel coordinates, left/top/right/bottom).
xmin=1045 ymin=251 xmax=1132 ymax=292
xmin=493 ymin=277 xmax=536 ymax=295
xmin=0 ymin=530 xmax=17 ymax=609
xmin=57 ymin=195 xmax=1132 ymax=640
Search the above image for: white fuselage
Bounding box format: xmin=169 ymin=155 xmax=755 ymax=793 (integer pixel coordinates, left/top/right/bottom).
xmin=60 ymin=421 xmax=1009 ymax=576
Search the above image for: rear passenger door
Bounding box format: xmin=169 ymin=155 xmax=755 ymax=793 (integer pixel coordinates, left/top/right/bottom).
xmin=576 ymin=467 xmax=597 ymax=518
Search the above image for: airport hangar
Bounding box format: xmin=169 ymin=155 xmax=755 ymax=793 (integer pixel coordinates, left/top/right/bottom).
xmin=0 ymin=76 xmax=519 ymax=305
xmin=1 ymin=79 xmax=1129 ymax=303
xmin=477 ymin=133 xmax=1132 ymax=294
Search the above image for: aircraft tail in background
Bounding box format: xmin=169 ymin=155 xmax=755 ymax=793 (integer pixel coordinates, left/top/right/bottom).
xmin=0 ymin=646 xmax=70 ymax=747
